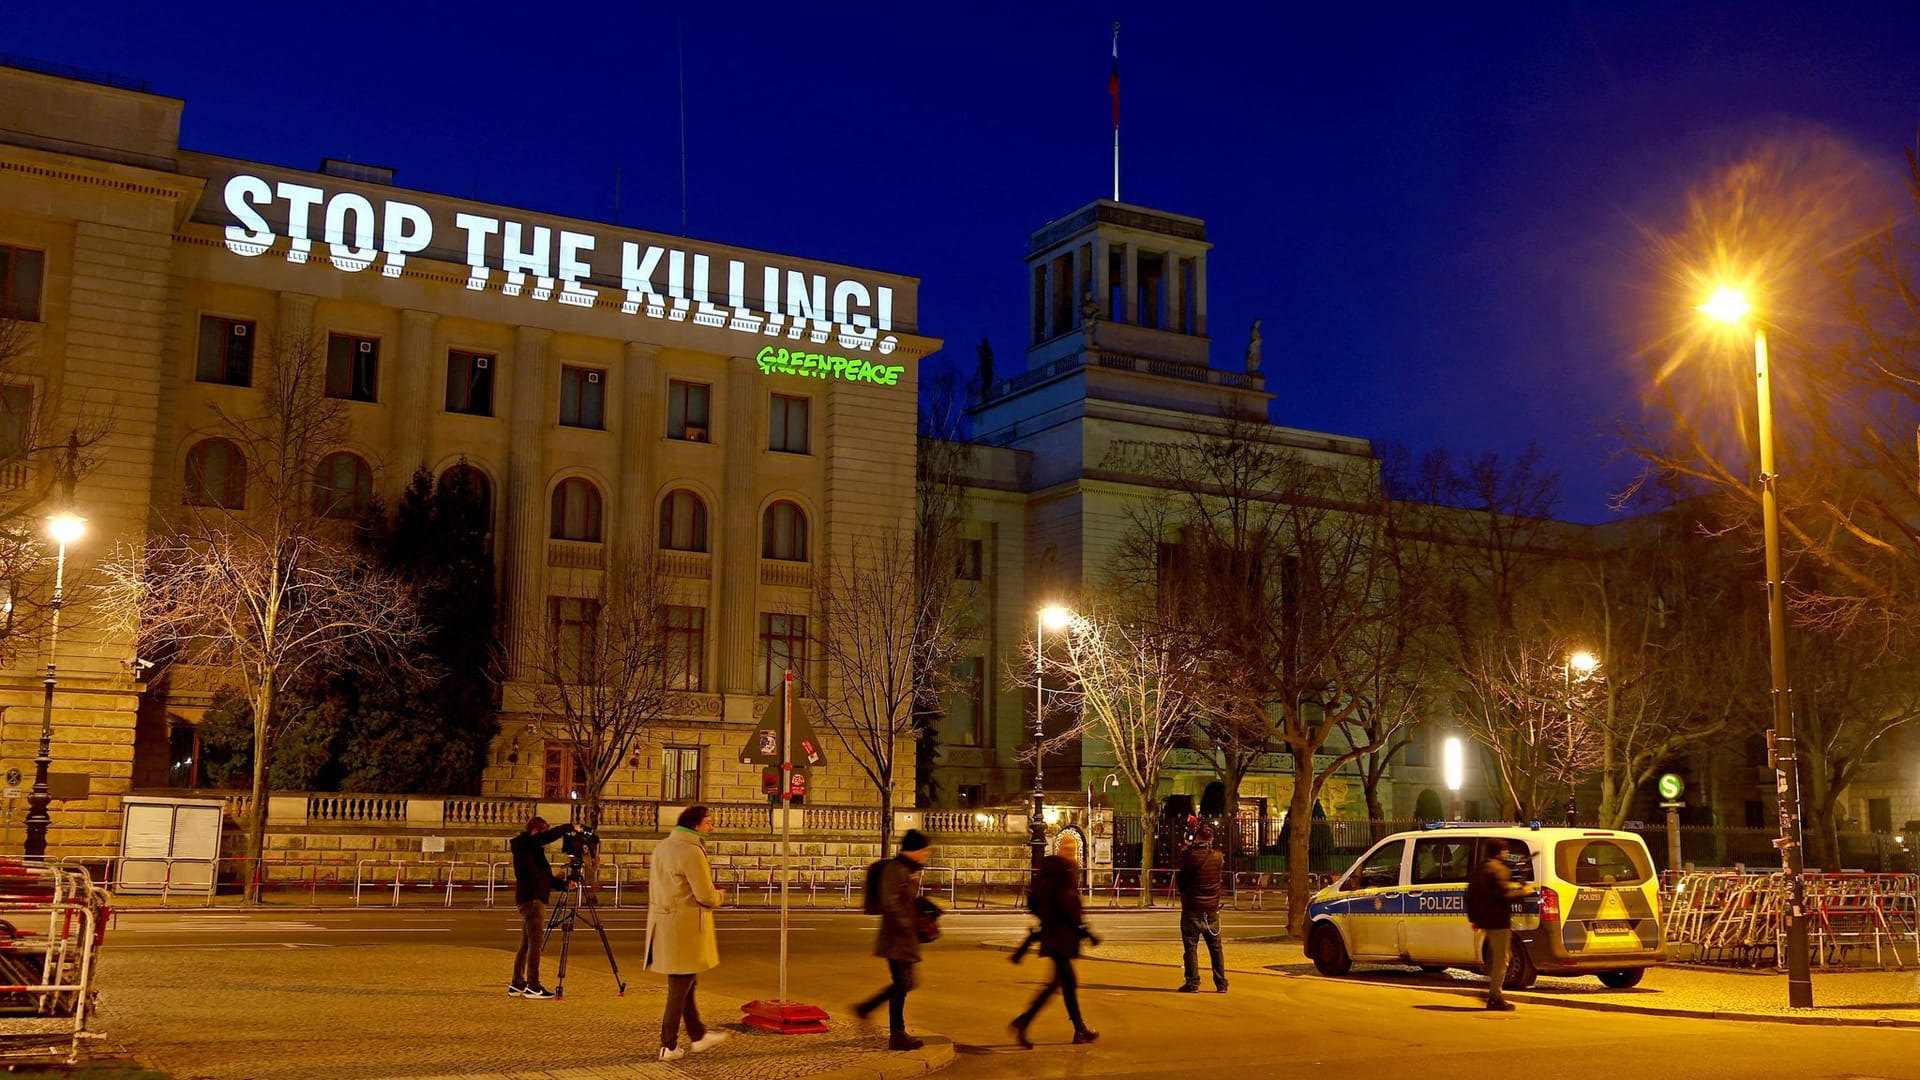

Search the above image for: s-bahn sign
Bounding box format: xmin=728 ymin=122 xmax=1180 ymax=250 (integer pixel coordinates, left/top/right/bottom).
xmin=212 ymin=172 xmax=905 ymax=358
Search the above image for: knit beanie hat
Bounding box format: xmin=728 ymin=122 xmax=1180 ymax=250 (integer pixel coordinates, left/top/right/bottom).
xmin=900 ymin=829 xmax=931 ymax=852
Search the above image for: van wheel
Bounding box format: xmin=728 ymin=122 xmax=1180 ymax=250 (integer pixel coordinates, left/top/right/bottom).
xmin=1597 ymin=969 xmax=1644 ymax=989
xmin=1308 ymin=924 xmax=1352 ymax=976
xmin=1418 ymin=965 xmax=1448 ymax=973
xmin=1484 ymin=939 xmax=1538 ymax=990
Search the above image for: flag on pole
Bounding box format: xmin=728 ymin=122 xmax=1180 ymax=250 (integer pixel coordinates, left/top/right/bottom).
xmin=1109 ymin=23 xmax=1120 ymax=129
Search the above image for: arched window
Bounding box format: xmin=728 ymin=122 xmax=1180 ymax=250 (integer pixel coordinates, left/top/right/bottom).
xmin=313 ymin=452 xmax=374 ymax=519
xmin=549 ymin=477 xmax=603 ymax=542
xmin=761 ymin=500 xmax=808 ymax=561
xmin=659 ymin=489 xmax=708 ymax=552
xmin=183 ymin=438 xmax=247 ymax=509
xmin=437 ymin=463 xmax=494 ymax=528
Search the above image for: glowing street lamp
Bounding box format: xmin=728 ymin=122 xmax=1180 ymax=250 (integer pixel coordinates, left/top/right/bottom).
xmin=1697 ymin=286 xmax=1814 ymax=1009
xmin=1564 ymin=650 xmax=1598 ymax=826
xmin=1030 ymin=605 xmax=1074 ymax=868
xmin=24 ymin=512 xmax=85 ymax=860
xmin=1443 ymin=736 xmax=1465 ymax=821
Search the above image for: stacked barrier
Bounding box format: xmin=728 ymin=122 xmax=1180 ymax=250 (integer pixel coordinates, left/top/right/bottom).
xmin=0 ymin=860 xmax=110 ymax=1062
xmin=1665 ymin=870 xmax=1919 ymax=969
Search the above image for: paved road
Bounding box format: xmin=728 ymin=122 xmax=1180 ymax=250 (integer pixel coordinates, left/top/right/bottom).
xmin=100 ymin=908 xmax=1920 ymax=1080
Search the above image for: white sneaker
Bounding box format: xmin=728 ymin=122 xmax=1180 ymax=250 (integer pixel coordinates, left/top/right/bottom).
xmin=658 ymin=1045 xmax=686 ymax=1061
xmin=690 ymin=1030 xmax=731 ymax=1053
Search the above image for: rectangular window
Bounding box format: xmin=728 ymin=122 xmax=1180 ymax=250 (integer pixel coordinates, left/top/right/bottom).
xmin=665 ymin=605 xmax=705 ymax=692
xmin=1870 ymin=798 xmax=1894 ymax=835
xmin=547 ymin=596 xmax=600 ymax=682
xmin=542 ymin=741 xmax=587 ymax=801
xmin=662 ymin=746 xmax=702 ymax=803
xmin=1744 ymin=800 xmax=1765 ymax=829
xmin=945 ymin=657 xmax=985 ymax=747
xmin=769 ymin=394 xmax=809 ymax=453
xmin=955 ymin=539 xmax=983 ymax=581
xmin=0 ymin=386 xmax=31 ymax=461
xmin=559 ymin=366 xmax=606 ymax=429
xmin=196 ymin=316 xmax=255 ymax=386
xmin=444 ymin=350 xmax=494 ymax=415
xmin=0 ymin=245 xmax=45 ymax=322
xmin=667 ymin=380 xmax=711 ymax=441
xmin=325 ymin=333 xmax=380 ymax=402
xmin=1403 ymin=727 xmax=1428 ymax=768
xmin=756 ymin=612 xmax=808 ymax=694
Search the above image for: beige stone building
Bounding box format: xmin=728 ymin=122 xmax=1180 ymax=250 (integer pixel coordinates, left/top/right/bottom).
xmin=0 ymin=63 xmax=937 ymax=857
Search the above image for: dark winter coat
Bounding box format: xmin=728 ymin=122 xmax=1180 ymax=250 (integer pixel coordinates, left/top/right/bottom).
xmin=1466 ymin=855 xmax=1523 ymax=931
xmin=1029 ymin=855 xmax=1088 ymax=959
xmin=1176 ymin=843 xmax=1224 ymax=914
xmin=873 ymin=855 xmax=924 ymax=963
xmin=510 ymin=824 xmax=572 ymax=904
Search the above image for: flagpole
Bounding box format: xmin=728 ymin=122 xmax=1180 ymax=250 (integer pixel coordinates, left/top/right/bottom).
xmin=1111 ymin=22 xmax=1121 ymax=202
xmin=779 ymin=669 xmax=793 ymax=1003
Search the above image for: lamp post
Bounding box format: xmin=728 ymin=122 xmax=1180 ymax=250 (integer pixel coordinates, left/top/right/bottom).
xmin=1031 ymin=604 xmax=1072 ymax=868
xmin=23 ymin=512 xmax=85 ymax=861
xmin=1698 ymin=286 xmax=1814 ymax=1009
xmin=1564 ymin=650 xmax=1597 ymax=826
xmin=1443 ymin=736 xmax=1464 ymax=821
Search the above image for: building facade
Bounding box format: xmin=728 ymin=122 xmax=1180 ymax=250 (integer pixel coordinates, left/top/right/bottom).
xmin=0 ymin=63 xmax=937 ymax=856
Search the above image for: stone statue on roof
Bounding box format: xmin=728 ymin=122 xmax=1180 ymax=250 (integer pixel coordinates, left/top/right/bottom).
xmin=1245 ymin=318 xmax=1263 ymax=375
xmin=975 ymin=337 xmax=995 ymax=396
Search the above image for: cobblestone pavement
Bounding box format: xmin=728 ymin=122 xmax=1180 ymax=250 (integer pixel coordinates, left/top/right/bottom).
xmin=1056 ymin=934 xmax=1920 ymax=1024
xmin=93 ymin=945 xmax=951 ymax=1080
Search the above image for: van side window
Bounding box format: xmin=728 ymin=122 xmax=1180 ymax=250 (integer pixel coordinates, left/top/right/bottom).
xmin=1555 ymin=839 xmax=1652 ymax=886
xmin=1411 ymin=838 xmax=1473 ymax=885
xmin=1476 ymin=838 xmax=1534 ymax=883
xmin=1346 ymin=839 xmax=1407 ymax=890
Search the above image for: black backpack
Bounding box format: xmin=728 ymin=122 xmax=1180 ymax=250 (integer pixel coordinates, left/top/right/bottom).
xmin=862 ymin=858 xmax=889 ymax=915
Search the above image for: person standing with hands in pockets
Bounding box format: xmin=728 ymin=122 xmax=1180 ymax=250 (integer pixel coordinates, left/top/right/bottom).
xmin=646 ymin=806 xmax=730 ymax=1060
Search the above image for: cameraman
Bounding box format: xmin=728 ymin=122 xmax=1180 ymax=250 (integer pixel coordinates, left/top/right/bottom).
xmin=509 ymin=815 xmax=573 ymax=999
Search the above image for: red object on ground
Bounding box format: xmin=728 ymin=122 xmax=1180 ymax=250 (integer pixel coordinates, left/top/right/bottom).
xmin=740 ymin=998 xmax=829 ymax=1034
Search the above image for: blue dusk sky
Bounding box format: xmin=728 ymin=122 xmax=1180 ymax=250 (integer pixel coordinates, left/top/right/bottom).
xmin=11 ymin=4 xmax=1919 ymax=522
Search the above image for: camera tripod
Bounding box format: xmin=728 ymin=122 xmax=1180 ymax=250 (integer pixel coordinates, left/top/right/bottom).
xmin=542 ymin=860 xmax=626 ymax=998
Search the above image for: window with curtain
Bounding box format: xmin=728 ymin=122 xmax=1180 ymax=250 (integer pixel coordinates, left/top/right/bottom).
xmin=549 ymin=477 xmax=603 ymax=542
xmin=184 ymin=439 xmax=247 ymax=508
xmin=659 ymin=489 xmax=709 ymax=552
xmin=761 ymin=501 xmax=808 ymax=561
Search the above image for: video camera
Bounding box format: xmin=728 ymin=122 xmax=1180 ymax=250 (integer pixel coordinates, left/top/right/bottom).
xmin=561 ymin=825 xmax=600 ymax=861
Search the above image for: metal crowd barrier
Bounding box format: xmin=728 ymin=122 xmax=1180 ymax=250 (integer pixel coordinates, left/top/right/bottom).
xmin=0 ymin=860 xmax=110 ymax=1063
xmin=1665 ymin=870 xmax=1920 ymax=969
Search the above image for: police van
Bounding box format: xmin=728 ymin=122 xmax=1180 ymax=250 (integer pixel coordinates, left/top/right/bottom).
xmin=1304 ymin=824 xmax=1666 ymax=989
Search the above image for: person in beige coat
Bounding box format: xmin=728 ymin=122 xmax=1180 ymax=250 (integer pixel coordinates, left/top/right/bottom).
xmin=646 ymin=805 xmax=727 ymax=1061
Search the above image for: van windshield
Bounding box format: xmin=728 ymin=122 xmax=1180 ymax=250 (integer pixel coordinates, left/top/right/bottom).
xmin=1554 ymin=838 xmax=1653 ymax=887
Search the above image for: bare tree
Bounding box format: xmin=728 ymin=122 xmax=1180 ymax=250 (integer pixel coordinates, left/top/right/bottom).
xmin=1116 ymin=412 xmax=1422 ymax=932
xmin=1036 ymin=596 xmax=1199 ymax=897
xmin=812 ymin=526 xmax=962 ymax=850
xmin=911 ymin=366 xmax=974 ymax=807
xmin=107 ymin=321 xmax=419 ymax=902
xmin=1455 ymin=630 xmax=1607 ymax=820
xmin=522 ymin=552 xmax=680 ymax=830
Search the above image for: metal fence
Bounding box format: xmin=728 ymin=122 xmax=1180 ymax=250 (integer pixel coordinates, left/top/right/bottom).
xmin=0 ymin=860 xmax=110 ymax=1062
xmin=1664 ymin=870 xmax=1919 ymax=969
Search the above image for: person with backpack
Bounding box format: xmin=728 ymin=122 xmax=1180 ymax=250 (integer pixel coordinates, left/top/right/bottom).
xmin=1009 ymin=832 xmax=1099 ymax=1048
xmin=1175 ymin=824 xmax=1227 ymax=993
xmin=852 ymin=829 xmax=933 ymax=1050
xmin=1466 ymin=837 xmax=1533 ymax=1011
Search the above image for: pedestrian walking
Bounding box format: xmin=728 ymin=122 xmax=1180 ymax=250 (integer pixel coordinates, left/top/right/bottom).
xmin=1466 ymin=837 xmax=1532 ymax=1011
xmin=508 ymin=815 xmax=573 ymax=999
xmin=645 ymin=805 xmax=731 ymax=1061
xmin=1009 ymin=832 xmax=1099 ymax=1048
xmin=853 ymin=829 xmax=933 ymax=1050
xmin=1175 ymin=825 xmax=1227 ymax=993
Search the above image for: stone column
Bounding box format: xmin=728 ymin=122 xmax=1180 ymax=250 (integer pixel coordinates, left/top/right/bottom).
xmin=1121 ymin=244 xmax=1137 ymax=326
xmin=276 ymin=292 xmax=317 ymax=343
xmin=717 ymin=355 xmax=760 ymax=694
xmin=388 ymin=309 xmax=439 ymax=493
xmin=502 ymin=327 xmax=551 ymax=672
xmin=1195 ymin=251 xmax=1209 ymax=339
xmin=613 ymin=343 xmax=659 ymax=577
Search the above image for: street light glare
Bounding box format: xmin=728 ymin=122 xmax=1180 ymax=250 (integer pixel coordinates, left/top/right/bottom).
xmin=1696 ymin=287 xmax=1752 ymax=324
xmin=1442 ymin=736 xmax=1464 ymax=794
xmin=46 ymin=514 xmax=85 ymax=546
xmin=1570 ymin=651 xmax=1598 ymax=675
xmin=1039 ymin=604 xmax=1072 ymax=630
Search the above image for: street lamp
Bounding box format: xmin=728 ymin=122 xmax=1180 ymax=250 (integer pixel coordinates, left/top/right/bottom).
xmin=1031 ymin=604 xmax=1072 ymax=868
xmin=1564 ymin=650 xmax=1597 ymax=826
xmin=24 ymin=512 xmax=85 ymax=861
xmin=1697 ymin=286 xmax=1814 ymax=1009
xmin=1443 ymin=736 xmax=1464 ymax=821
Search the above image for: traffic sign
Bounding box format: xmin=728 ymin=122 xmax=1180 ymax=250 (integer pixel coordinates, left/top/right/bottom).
xmin=1657 ymin=773 xmax=1683 ymax=800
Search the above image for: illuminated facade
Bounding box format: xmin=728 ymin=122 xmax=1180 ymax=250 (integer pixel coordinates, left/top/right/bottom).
xmin=0 ymin=63 xmax=936 ymax=855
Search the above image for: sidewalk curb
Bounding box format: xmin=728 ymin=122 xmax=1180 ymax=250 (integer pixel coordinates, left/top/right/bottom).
xmin=799 ymin=1036 xmax=956 ymax=1080
xmin=983 ymin=941 xmax=1920 ymax=1031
